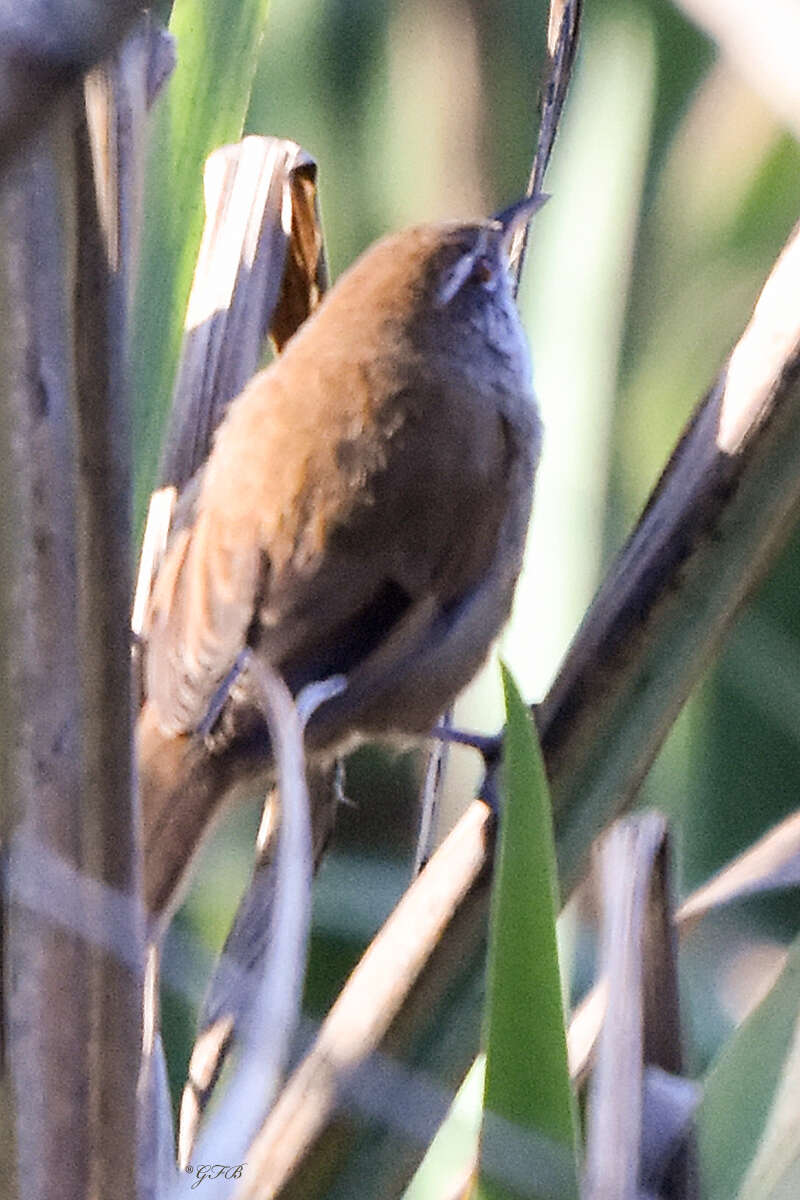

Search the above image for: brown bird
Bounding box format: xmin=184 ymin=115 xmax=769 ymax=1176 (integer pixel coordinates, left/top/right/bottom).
xmin=137 ymin=195 xmax=546 ymax=925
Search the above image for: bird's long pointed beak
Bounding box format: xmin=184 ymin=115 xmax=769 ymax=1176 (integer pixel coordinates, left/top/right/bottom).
xmin=493 ymin=192 xmax=550 ymax=247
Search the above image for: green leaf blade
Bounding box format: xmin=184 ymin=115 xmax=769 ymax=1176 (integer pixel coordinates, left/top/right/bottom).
xmin=131 ymin=0 xmax=271 ymax=524
xmin=698 ymin=933 xmax=800 ymax=1200
xmin=477 ymin=664 xmax=580 ymax=1200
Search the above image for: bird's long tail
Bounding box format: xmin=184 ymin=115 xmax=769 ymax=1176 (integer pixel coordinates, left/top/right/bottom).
xmin=136 ymin=702 xmax=240 ymax=923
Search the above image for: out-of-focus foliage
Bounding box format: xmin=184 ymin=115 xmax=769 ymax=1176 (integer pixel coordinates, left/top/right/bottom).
xmin=698 ymin=931 xmax=800 ymax=1198
xmin=134 ymin=0 xmax=800 ymax=1186
xmin=131 ymin=0 xmax=271 ymax=523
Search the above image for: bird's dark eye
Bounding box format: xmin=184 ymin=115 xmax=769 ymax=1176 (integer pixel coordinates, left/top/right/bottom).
xmin=470 ymin=256 xmax=494 ymax=285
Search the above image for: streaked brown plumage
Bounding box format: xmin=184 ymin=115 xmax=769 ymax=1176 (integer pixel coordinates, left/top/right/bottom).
xmin=138 ymin=199 xmax=544 ymax=923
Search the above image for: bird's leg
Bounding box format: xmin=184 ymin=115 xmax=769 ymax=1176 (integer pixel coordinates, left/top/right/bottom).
xmin=430 ymin=722 xmax=505 ymax=816
xmin=431 ymin=700 xmax=543 ymax=817
xmin=413 ymin=708 xmax=452 ymax=876
xmin=196 ymin=650 xmax=250 ymax=741
xmin=199 ymin=657 xmax=348 ymax=749
xmin=431 ymin=723 xmax=503 ymax=761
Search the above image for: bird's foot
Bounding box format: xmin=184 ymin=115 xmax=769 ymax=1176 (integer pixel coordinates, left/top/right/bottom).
xmin=430 ymin=723 xmax=504 ymax=816
xmin=197 ymin=651 xmax=250 ymax=746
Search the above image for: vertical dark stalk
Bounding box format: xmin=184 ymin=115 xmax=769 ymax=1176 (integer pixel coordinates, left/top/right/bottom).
xmin=0 ymin=110 xmax=98 ymax=1200
xmin=0 ymin=24 xmax=158 ymax=1194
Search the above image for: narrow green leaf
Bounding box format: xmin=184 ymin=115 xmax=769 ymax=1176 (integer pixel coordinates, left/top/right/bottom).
xmin=402 ymin=1057 xmax=485 ymax=1200
xmin=737 ymin=1004 xmax=800 ymax=1200
xmin=476 ymin=664 xmax=580 ymax=1200
xmin=130 ymin=0 xmax=271 ymax=524
xmin=698 ymin=932 xmax=800 ymax=1200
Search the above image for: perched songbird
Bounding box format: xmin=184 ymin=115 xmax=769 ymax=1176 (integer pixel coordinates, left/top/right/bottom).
xmin=137 ymin=195 xmax=546 ymax=924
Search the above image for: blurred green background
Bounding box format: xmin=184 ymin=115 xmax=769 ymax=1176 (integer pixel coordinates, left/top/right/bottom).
xmin=138 ymin=0 xmax=800 ymax=1158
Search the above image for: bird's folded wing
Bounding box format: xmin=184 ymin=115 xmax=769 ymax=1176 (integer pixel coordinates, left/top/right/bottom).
xmin=144 ymin=509 xmax=261 ymax=735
